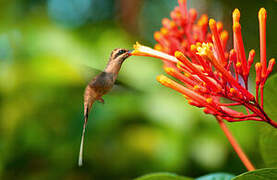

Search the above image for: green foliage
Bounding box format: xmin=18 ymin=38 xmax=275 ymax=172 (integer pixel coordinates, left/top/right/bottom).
xmin=196 ymin=173 xmax=235 ymax=180
xmin=261 ymin=74 xmax=277 ymax=167
xmin=135 ymin=172 xmax=193 ymax=180
xmin=136 ymin=170 xmax=277 ymax=180
xmin=135 ymin=172 xmax=236 ymax=180
xmin=263 ymin=74 xmax=277 ymax=124
xmin=233 ymin=168 xmax=277 ymax=180
xmin=259 ymin=125 xmax=277 ymax=167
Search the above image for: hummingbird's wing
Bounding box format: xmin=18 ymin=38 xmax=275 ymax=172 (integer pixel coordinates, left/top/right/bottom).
xmin=78 ymin=65 xmax=143 ymax=94
xmin=111 ymin=76 xmax=143 ymax=94
xmin=78 ymin=65 xmax=102 ymax=83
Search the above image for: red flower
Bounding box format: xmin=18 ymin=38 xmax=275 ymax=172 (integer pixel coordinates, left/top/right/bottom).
xmin=131 ymin=0 xmax=277 ymax=128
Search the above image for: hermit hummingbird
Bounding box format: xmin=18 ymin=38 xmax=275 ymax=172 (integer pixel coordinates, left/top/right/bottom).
xmin=78 ymin=48 xmax=132 ymax=166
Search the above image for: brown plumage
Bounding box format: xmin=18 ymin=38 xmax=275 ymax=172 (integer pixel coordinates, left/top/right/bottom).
xmin=79 ymin=48 xmax=131 ymax=166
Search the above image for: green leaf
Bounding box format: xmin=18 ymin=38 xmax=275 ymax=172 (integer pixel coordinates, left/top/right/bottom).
xmin=135 ymin=172 xmax=194 ymax=180
xmin=261 ymin=74 xmax=277 ymax=167
xmin=259 ymin=125 xmax=277 ymax=167
xmin=264 ymin=74 xmax=277 ymax=125
xmin=232 ymin=168 xmax=277 ymax=180
xmin=196 ymin=173 xmax=235 ymax=180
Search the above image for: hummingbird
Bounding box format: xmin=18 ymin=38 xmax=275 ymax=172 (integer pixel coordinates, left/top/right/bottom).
xmin=78 ymin=48 xmax=132 ymax=166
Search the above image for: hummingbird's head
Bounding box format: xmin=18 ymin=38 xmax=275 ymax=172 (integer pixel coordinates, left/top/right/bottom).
xmin=110 ymin=48 xmax=131 ymax=63
xmin=105 ymin=48 xmax=132 ymax=73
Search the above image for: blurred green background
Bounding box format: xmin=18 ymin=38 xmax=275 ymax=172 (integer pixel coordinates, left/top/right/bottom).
xmin=0 ymin=0 xmax=277 ymax=179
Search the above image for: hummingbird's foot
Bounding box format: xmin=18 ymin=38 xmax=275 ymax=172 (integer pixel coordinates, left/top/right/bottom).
xmin=97 ymin=98 xmax=105 ymax=104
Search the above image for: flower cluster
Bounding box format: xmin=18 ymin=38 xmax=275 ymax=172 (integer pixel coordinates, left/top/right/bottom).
xmin=131 ymin=0 xmax=277 ymax=127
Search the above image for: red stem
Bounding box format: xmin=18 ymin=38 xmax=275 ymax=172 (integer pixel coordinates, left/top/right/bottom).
xmin=254 ymin=102 xmax=277 ymax=128
xmin=260 ymin=85 xmax=264 ymax=108
xmin=216 ymin=116 xmax=255 ymax=171
xmin=269 ymin=120 xmax=277 ymax=128
xmin=224 ymin=95 xmax=277 ymax=128
xmin=256 ymin=86 xmax=259 ymax=104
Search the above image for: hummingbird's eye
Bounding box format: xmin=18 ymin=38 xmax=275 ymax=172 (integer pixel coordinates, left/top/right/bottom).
xmin=114 ymin=49 xmax=127 ymax=58
xmin=118 ymin=50 xmax=125 ymax=55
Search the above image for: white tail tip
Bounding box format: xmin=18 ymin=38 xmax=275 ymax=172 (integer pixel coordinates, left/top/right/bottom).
xmin=78 ymin=124 xmax=86 ymax=167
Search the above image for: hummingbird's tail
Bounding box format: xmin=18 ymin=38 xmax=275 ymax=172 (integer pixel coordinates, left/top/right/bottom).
xmin=78 ymin=106 xmax=89 ymax=166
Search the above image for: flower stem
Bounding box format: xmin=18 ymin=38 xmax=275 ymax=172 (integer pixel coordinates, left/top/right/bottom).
xmin=255 ymin=103 xmax=277 ymax=128
xmin=216 ymin=116 xmax=255 ymax=171
xmin=260 ymin=85 xmax=264 ymax=108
